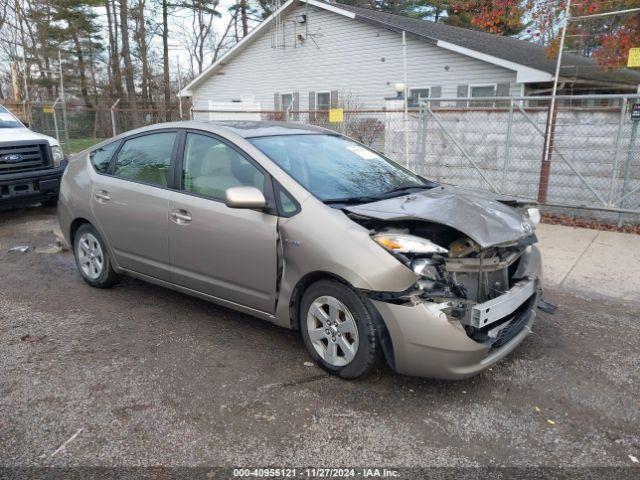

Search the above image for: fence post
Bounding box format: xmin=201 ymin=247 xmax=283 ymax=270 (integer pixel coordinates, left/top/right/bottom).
xmin=52 ymin=98 xmax=61 ymax=145
xmin=617 ymin=115 xmax=639 ymax=226
xmin=607 ymin=97 xmax=628 ymax=206
xmin=110 ymin=98 xmax=120 ymax=137
xmin=501 ymin=98 xmax=514 ymax=194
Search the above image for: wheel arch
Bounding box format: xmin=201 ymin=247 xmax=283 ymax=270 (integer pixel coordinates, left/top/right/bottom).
xmin=289 ymin=270 xmax=397 ymax=372
xmin=69 ymin=217 xmax=91 ymax=245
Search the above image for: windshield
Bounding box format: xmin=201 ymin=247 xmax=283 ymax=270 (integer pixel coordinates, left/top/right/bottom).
xmin=0 ymin=107 xmax=23 ymax=129
xmin=249 ymin=134 xmax=432 ymax=203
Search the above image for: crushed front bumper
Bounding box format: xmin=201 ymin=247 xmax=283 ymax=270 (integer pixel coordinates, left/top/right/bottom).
xmin=372 ymin=278 xmax=538 ymax=380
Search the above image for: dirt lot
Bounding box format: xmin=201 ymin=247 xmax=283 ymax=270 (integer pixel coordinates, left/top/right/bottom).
xmin=1 ymin=207 xmax=639 ymax=470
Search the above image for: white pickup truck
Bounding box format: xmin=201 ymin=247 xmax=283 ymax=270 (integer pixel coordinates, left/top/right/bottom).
xmin=0 ymin=104 xmax=67 ymax=207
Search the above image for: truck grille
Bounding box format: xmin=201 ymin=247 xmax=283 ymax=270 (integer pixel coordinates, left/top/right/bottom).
xmin=0 ymin=143 xmax=48 ymax=173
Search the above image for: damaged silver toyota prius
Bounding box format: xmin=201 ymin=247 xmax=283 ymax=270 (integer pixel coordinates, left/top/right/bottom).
xmin=58 ymin=121 xmax=551 ymax=380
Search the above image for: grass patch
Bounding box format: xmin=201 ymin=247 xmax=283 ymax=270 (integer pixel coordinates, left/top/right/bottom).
xmin=67 ymin=137 xmax=106 ymax=154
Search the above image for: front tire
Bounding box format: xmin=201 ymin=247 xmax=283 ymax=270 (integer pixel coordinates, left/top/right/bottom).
xmin=73 ymin=223 xmax=120 ymax=288
xmin=300 ymin=280 xmax=380 ymax=379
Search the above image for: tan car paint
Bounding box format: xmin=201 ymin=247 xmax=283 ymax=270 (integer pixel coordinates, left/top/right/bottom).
xmin=59 ymin=121 xmax=542 ymax=380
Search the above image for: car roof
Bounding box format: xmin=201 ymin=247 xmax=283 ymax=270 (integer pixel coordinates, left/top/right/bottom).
xmin=126 ymin=120 xmax=329 ymax=139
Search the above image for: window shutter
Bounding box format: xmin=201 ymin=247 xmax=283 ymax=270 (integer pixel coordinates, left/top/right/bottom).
xmin=430 ymin=86 xmax=441 ymax=108
xmin=457 ymin=85 xmax=468 ymax=107
xmin=496 ymin=83 xmax=510 ymax=97
xmin=330 ymin=90 xmax=339 ymax=108
xmin=308 ymin=91 xmax=316 ymax=111
xmin=308 ymin=91 xmax=316 ymax=122
xmin=293 ymin=91 xmax=299 ymax=111
xmin=274 ymin=93 xmax=281 ymax=111
xmin=292 ymin=92 xmax=300 ymax=120
xmin=496 ymin=83 xmax=510 ymax=107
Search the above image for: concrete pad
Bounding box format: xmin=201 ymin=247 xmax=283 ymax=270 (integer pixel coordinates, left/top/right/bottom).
xmin=536 ymin=223 xmax=598 ymax=287
xmin=562 ymin=229 xmax=640 ymax=302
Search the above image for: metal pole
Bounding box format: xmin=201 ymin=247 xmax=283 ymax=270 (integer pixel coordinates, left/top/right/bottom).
xmin=402 ymin=31 xmax=409 ymax=167
xmin=110 ymin=98 xmax=121 ymax=136
xmin=608 ymin=97 xmax=628 ymax=205
xmin=52 ymin=97 xmax=60 ymax=144
xmin=539 ymin=0 xmax=571 ymax=203
xmin=177 ymin=62 xmax=183 ymax=120
xmin=502 ymin=98 xmax=514 ymax=193
xmin=617 ymin=118 xmax=639 ymax=226
xmin=58 ymin=50 xmax=70 ymax=151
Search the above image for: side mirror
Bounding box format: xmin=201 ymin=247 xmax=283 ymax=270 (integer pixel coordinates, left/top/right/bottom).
xmin=225 ymin=186 xmax=267 ymax=209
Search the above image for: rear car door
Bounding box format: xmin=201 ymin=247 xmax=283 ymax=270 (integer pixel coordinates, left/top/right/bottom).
xmin=90 ymin=130 xmax=178 ymax=281
xmin=168 ymin=131 xmax=279 ymax=313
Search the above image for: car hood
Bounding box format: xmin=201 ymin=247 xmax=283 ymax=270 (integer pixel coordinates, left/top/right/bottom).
xmin=346 ymin=185 xmax=535 ymax=248
xmin=0 ymin=128 xmax=58 ymax=146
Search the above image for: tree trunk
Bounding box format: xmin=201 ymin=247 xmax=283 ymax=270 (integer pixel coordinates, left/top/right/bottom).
xmin=72 ymin=34 xmax=92 ymax=107
xmin=162 ymin=0 xmax=171 ymax=121
xmin=106 ymin=0 xmax=123 ymax=98
xmin=240 ymin=0 xmax=248 ymax=37
xmin=119 ymin=0 xmax=138 ymax=122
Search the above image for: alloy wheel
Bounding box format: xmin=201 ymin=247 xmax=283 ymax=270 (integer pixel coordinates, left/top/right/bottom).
xmin=77 ymin=232 xmax=104 ymax=280
xmin=306 ymin=295 xmax=359 ymax=367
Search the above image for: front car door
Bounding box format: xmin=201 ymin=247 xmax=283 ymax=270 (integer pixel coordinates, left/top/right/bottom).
xmin=168 ymin=131 xmax=279 ymax=313
xmin=90 ymin=130 xmax=178 ymax=281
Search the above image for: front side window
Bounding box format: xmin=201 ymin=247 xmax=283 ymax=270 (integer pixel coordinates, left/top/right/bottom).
xmin=89 ymin=141 xmax=120 ymax=173
xmin=408 ymin=88 xmax=430 ymax=108
xmin=249 ymin=134 xmax=432 ymax=203
xmin=113 ymin=132 xmax=176 ymax=187
xmin=182 ymin=133 xmax=265 ymax=200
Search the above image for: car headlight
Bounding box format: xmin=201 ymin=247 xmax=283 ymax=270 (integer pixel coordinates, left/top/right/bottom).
xmin=527 ymin=207 xmax=541 ymax=228
xmin=51 ymin=145 xmax=65 ymax=167
xmin=410 ymin=258 xmax=441 ymax=280
xmin=373 ymin=233 xmax=448 ymax=255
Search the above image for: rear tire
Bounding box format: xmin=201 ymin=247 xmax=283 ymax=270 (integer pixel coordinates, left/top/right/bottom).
xmin=300 ymin=280 xmax=380 ymax=379
xmin=73 ymin=223 xmax=120 ymax=288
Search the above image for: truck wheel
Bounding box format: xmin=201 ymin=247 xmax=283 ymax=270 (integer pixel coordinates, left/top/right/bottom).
xmin=73 ymin=223 xmax=120 ymax=288
xmin=300 ymin=280 xmax=381 ymax=379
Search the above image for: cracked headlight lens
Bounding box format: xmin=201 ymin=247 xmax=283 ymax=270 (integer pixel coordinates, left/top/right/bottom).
xmin=527 ymin=207 xmax=541 ymax=228
xmin=51 ymin=145 xmax=65 ymax=167
xmin=411 ymin=258 xmax=441 ymax=280
xmin=373 ymin=233 xmax=448 ymax=255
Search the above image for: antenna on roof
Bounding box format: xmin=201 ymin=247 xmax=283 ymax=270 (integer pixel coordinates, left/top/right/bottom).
xmin=270 ymin=0 xmax=285 ymax=49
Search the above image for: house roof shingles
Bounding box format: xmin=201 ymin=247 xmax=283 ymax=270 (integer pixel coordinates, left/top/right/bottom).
xmin=332 ymin=2 xmax=640 ymax=88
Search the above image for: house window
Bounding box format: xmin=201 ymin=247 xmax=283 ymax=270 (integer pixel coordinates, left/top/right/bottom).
xmin=408 ymin=88 xmax=430 ymax=108
xmin=469 ymin=85 xmax=497 ymax=107
xmin=280 ymin=93 xmax=298 ymax=120
xmin=317 ymin=92 xmax=331 ymax=111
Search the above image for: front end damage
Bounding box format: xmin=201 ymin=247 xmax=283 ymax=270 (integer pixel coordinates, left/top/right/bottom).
xmin=347 ymin=202 xmax=547 ymax=379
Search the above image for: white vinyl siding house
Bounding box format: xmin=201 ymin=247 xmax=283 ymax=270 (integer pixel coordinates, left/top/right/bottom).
xmin=182 ymin=0 xmax=639 ymax=116
xmin=185 ymin=3 xmax=522 ymax=116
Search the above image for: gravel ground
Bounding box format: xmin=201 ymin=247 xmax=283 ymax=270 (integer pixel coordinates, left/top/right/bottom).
xmin=1 ymin=207 xmax=639 ymax=471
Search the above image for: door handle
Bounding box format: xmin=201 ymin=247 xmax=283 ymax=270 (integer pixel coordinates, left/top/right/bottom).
xmin=94 ymin=190 xmax=111 ymax=202
xmin=170 ymin=209 xmax=192 ymax=224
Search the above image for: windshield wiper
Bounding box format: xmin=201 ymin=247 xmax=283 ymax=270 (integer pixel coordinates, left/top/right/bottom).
xmin=324 ymin=195 xmax=382 ymax=205
xmin=378 ymin=184 xmax=435 ymax=198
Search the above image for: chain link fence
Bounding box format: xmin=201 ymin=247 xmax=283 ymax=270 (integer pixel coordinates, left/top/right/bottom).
xmin=3 ymin=99 xmax=187 ymax=154
xmin=3 ymin=94 xmax=639 ymax=224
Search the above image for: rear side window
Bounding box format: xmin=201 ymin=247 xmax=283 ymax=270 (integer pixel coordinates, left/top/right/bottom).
xmin=113 ymin=132 xmax=176 ymax=187
xmin=89 ymin=141 xmax=119 ymax=173
xmin=182 ymin=133 xmax=265 ymax=200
